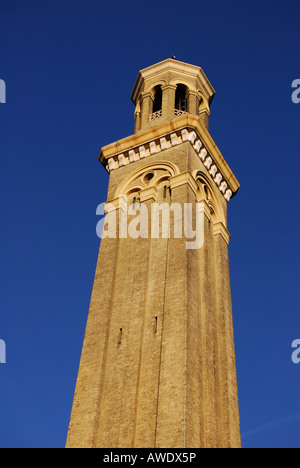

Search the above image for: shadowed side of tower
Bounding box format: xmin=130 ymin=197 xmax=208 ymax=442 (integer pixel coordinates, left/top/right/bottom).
xmin=66 ymin=59 xmax=241 ymax=448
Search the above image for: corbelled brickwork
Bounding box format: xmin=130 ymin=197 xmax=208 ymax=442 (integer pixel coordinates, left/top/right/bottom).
xmin=66 ymin=59 xmax=241 ymax=448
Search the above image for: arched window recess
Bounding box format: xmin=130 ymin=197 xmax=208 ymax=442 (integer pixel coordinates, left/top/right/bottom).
xmin=174 ymin=84 xmax=188 ymax=117
xmin=150 ymin=85 xmax=162 ymax=121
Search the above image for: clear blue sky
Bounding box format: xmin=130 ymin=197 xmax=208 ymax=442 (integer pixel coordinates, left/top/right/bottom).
xmin=0 ymin=0 xmax=299 ymax=448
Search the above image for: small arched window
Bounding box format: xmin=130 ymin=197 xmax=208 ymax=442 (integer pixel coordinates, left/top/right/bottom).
xmin=175 ymin=84 xmax=188 ymax=113
xmin=152 ymin=86 xmax=162 ymax=113
xmin=150 ymin=86 xmax=163 ymax=121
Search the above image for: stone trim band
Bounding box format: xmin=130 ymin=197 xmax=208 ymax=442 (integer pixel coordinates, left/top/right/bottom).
xmin=105 ymin=127 xmax=233 ymax=202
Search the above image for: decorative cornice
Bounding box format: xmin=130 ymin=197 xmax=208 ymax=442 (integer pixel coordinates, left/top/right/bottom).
xmin=141 ymin=91 xmax=154 ymax=101
xmin=213 ymin=222 xmax=231 ymax=245
xmin=139 ymin=186 xmax=158 ymax=203
xmin=170 ymin=172 xmax=198 ymax=195
xmin=99 ymin=115 xmax=240 ymax=202
xmin=161 ymin=84 xmax=177 ymax=91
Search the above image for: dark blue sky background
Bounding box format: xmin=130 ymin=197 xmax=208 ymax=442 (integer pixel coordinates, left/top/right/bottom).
xmin=0 ymin=0 xmax=299 ymax=448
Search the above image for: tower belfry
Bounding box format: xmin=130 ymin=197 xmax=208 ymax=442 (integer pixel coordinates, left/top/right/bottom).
xmin=66 ymin=59 xmax=241 ymax=448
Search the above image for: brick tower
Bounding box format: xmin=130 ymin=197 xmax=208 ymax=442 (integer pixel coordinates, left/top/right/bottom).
xmin=66 ymin=59 xmax=241 ymax=448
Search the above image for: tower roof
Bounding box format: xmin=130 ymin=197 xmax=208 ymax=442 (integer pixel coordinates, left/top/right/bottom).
xmin=131 ymin=58 xmax=215 ymax=106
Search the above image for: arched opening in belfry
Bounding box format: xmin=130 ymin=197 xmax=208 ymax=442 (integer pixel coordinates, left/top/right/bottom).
xmin=175 ymin=84 xmax=188 ymax=113
xmin=152 ymin=85 xmax=162 ymax=113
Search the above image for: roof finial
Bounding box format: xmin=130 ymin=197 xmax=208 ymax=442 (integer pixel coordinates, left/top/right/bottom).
xmin=171 ymin=55 xmax=176 ymax=60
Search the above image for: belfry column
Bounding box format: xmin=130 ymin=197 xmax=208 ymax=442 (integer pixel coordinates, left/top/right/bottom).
xmin=187 ymin=89 xmax=200 ymax=116
xmin=161 ymin=84 xmax=177 ymax=121
xmin=140 ymin=92 xmax=154 ymax=128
